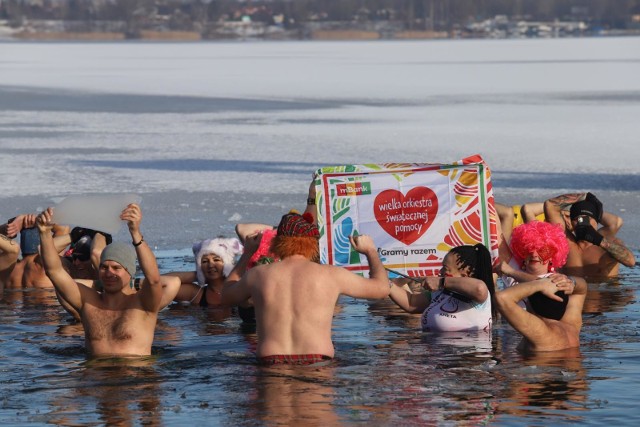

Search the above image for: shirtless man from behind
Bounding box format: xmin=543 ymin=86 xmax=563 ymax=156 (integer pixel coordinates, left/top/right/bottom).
xmin=37 ymin=203 xmax=164 ymax=357
xmin=222 ymin=211 xmax=390 ymax=365
xmin=544 ymin=192 xmax=635 ymax=279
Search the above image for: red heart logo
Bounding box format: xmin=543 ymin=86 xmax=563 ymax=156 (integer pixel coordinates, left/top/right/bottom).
xmin=374 ymin=187 xmax=438 ymax=245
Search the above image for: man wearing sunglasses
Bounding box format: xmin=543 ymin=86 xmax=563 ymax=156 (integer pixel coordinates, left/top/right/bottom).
xmin=543 ymin=192 xmax=635 ymax=280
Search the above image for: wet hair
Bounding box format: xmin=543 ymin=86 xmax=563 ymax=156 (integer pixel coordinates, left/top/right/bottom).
xmin=510 ymin=221 xmax=569 ymax=270
xmin=448 ymin=243 xmax=496 ymax=319
xmin=270 ymin=235 xmax=319 ymax=262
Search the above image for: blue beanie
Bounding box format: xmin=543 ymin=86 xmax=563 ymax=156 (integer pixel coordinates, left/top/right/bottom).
xmin=20 ymin=227 xmax=40 ymax=256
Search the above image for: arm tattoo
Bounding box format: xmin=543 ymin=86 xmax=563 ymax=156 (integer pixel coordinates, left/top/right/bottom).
xmin=553 ymin=193 xmax=585 ymax=211
xmin=0 ymin=234 xmax=16 ymax=245
xmin=602 ymin=239 xmax=634 ymax=265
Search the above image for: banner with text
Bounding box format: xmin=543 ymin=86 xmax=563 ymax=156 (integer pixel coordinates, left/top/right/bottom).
xmin=315 ymin=154 xmax=499 ymax=278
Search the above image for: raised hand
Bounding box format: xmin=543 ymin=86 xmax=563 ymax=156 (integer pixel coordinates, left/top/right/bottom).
xmin=349 ymin=233 xmax=376 ymax=255
xmin=120 ymin=203 xmax=142 ymax=236
xmin=36 ymin=208 xmax=55 ymax=234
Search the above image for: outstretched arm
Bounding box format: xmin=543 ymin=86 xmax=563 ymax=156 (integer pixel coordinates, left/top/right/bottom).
xmin=138 ymin=275 xmax=182 ymax=309
xmin=389 ymin=279 xmax=431 ymax=313
xmin=338 ymin=234 xmax=389 ymax=300
xmin=423 ymin=276 xmax=489 ymax=304
xmin=122 ymin=204 xmax=163 ymax=313
xmin=36 ymin=208 xmax=84 ymax=312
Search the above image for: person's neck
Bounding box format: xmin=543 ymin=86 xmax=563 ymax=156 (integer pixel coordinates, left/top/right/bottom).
xmin=283 ymin=254 xmax=309 ymax=261
xmin=206 ymin=279 xmax=224 ymax=294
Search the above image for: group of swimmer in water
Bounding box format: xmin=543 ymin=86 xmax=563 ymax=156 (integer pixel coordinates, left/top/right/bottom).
xmin=0 ymin=178 xmax=636 ymax=365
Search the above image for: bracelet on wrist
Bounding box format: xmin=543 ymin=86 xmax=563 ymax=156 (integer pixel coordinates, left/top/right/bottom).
xmin=132 ymin=236 xmax=144 ymax=247
xmin=307 ymin=198 xmax=316 ymax=206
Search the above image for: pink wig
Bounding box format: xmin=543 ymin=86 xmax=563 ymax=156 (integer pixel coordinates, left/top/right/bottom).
xmin=247 ymin=228 xmax=279 ymax=269
xmin=510 ymin=221 xmax=569 ymax=268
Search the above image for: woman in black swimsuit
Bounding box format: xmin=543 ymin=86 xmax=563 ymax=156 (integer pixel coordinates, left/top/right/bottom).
xmin=165 ymin=237 xmax=242 ymax=308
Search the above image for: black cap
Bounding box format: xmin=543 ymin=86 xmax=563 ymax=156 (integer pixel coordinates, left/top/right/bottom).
xmin=569 ymin=200 xmax=600 ymax=221
xmin=71 ymin=235 xmax=92 ymax=262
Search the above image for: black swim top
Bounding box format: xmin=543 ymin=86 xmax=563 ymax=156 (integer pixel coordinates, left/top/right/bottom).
xmin=199 ymin=286 xmax=209 ymax=308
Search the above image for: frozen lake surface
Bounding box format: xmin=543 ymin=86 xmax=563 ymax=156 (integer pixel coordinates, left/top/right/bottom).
xmin=1 ymin=37 xmax=640 ymax=426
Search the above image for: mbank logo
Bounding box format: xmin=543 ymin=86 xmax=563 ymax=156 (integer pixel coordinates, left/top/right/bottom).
xmin=336 ymin=182 xmax=371 ymax=197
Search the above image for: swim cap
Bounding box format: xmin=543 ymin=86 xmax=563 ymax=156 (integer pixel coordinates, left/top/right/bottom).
xmin=193 ymin=237 xmax=243 ymax=285
xmin=528 ymin=291 xmax=569 ymax=320
xmin=100 ymin=242 xmax=137 ymax=278
xmin=71 ymin=235 xmax=93 ymax=262
xmin=20 ymin=227 xmax=40 ymax=256
xmin=569 ymin=200 xmax=600 ymax=221
xmin=277 ymin=211 xmax=319 ymax=238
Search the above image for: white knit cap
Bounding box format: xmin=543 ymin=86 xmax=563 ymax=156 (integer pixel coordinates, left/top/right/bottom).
xmin=192 ymin=237 xmax=243 ymax=286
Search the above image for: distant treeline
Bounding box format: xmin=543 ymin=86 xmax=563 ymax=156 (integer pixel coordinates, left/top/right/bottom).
xmin=2 ymin=0 xmax=639 ymax=31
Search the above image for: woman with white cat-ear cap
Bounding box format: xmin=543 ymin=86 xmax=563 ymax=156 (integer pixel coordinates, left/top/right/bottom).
xmin=165 ymin=237 xmax=246 ymax=310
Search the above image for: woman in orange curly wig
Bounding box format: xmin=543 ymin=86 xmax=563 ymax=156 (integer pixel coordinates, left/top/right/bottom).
xmin=498 ymin=220 xmax=575 ymax=321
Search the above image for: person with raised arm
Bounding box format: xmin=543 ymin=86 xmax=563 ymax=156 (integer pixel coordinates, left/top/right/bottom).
xmin=222 ymin=211 xmax=390 ymax=366
xmin=37 ymin=203 xmax=165 ymax=357
xmin=495 ymin=220 xmax=588 ymax=352
xmin=544 ymin=192 xmax=635 ymax=279
xmin=389 ymin=244 xmax=496 ymax=332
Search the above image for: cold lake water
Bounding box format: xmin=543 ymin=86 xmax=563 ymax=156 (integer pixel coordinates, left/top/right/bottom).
xmin=1 ymin=37 xmax=640 ymax=425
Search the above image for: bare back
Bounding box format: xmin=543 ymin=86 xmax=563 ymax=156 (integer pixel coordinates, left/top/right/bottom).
xmin=247 ymin=258 xmax=342 ymax=357
xmin=563 ymin=240 xmax=619 ymax=279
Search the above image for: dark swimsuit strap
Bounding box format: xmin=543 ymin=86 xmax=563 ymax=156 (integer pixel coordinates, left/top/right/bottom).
xmin=199 ymin=285 xmax=209 ymax=308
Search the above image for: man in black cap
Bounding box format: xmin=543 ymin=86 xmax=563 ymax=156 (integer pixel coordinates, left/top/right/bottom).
xmin=544 ymin=192 xmax=635 ymax=279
